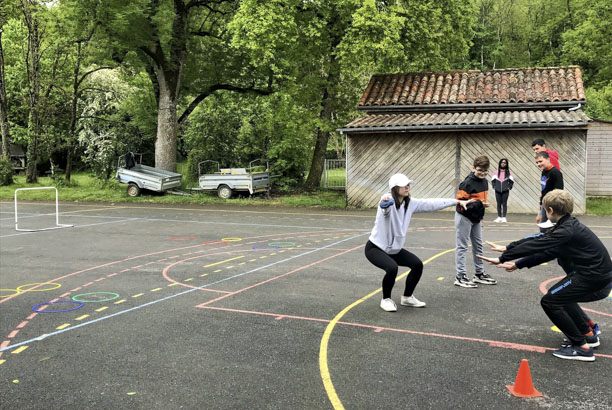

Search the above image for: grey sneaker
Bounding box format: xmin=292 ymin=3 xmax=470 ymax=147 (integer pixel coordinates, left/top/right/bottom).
xmin=473 ymin=273 xmax=497 ymax=285
xmin=454 ymin=275 xmax=478 ymax=288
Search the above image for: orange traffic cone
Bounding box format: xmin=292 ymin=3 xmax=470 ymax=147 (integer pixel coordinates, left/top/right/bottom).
xmin=506 ymin=359 xmax=543 ymax=398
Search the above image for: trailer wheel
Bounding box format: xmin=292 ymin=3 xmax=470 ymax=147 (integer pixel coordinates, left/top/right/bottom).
xmin=218 ymin=185 xmax=232 ymax=199
xmin=127 ymin=183 xmax=141 ymax=197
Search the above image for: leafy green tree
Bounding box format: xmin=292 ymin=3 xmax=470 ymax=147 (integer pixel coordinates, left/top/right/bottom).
xmin=236 ymin=0 xmax=475 ymax=190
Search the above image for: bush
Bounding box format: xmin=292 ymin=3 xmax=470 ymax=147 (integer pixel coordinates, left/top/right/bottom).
xmin=0 ymin=158 xmax=13 ymax=186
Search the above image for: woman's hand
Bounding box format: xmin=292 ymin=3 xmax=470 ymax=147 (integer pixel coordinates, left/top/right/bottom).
xmin=457 ymin=198 xmax=476 ymax=208
xmin=484 ymin=241 xmax=506 ymax=252
xmin=476 ymin=255 xmax=500 ymax=265
xmin=381 ymin=194 xmax=392 ymax=202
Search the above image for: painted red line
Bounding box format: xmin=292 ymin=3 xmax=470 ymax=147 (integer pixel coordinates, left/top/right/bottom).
xmin=95 ymin=278 xmax=105 ymax=282
xmin=275 ymin=316 xmax=285 ymax=320
xmin=71 ymin=287 xmax=81 ymax=292
xmin=132 ymin=265 xmax=144 ymax=269
xmin=540 ymin=275 xmax=612 ymax=318
xmin=169 ymin=255 xmax=180 ymax=259
xmin=26 ymin=313 xmax=37 ymax=320
xmin=107 ymin=273 xmax=118 ymax=277
xmin=158 ymin=258 xmax=168 ymax=262
xmin=199 ymin=306 xmax=612 ymax=358
xmin=120 ymin=269 xmax=130 ymax=273
xmin=83 ymin=282 xmax=93 ymax=287
xmin=16 ymin=321 xmax=28 ymax=329
xmin=1 ymin=229 xmax=343 ymax=305
xmin=0 ymin=340 xmax=9 ymax=348
xmin=60 ymin=292 xmax=71 ymax=298
xmin=8 ymin=330 xmax=18 ymax=338
xmin=195 ymin=245 xmax=363 ymax=308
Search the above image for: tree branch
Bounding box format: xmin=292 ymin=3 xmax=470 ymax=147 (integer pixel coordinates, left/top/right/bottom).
xmin=178 ymin=82 xmax=272 ymax=124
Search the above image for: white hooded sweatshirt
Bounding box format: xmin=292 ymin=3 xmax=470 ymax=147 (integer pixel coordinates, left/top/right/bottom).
xmin=369 ymin=195 xmax=457 ymax=254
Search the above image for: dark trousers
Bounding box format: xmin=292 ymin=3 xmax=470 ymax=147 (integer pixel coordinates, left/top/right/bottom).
xmin=495 ymin=190 xmax=509 ymax=217
xmin=365 ymin=240 xmax=423 ymax=299
xmin=540 ymin=274 xmax=611 ymax=346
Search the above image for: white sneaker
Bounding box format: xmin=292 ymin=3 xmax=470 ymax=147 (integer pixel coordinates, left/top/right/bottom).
xmin=380 ymin=298 xmax=397 ymax=312
xmin=400 ymin=295 xmax=426 ymax=307
xmin=501 ymin=217 xmax=507 ymax=223
xmin=537 ymin=220 xmax=555 ymax=229
xmin=494 ymin=217 xmax=502 ymax=223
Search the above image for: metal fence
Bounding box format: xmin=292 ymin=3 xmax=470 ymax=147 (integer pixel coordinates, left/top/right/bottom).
xmin=323 ymin=159 xmax=346 ymax=189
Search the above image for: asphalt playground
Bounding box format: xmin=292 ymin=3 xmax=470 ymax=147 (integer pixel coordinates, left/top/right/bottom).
xmin=0 ymin=199 xmax=610 ymax=409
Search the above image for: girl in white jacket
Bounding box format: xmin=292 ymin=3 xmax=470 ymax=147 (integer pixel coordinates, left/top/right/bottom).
xmin=365 ymin=173 xmax=474 ymax=312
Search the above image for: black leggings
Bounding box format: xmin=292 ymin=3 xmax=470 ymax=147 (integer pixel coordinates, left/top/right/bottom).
xmin=495 ymin=190 xmax=509 ymax=217
xmin=364 ymin=241 xmax=423 ymax=299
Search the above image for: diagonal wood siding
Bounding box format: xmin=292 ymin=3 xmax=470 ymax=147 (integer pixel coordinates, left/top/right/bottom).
xmin=347 ymin=130 xmax=586 ymax=214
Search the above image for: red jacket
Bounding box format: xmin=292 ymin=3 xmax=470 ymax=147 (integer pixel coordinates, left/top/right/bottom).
xmin=547 ymin=149 xmax=560 ymax=170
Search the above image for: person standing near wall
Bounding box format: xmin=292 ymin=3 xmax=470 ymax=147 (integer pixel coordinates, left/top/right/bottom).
xmin=531 ymin=138 xmax=560 ymax=170
xmin=536 ymin=151 xmax=564 ymax=231
xmin=491 ymin=158 xmax=514 ymax=223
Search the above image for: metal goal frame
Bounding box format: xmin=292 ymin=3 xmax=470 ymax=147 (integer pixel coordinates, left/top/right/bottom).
xmin=14 ymin=187 xmax=74 ymax=232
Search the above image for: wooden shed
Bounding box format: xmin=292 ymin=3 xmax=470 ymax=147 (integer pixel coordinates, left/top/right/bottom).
xmin=339 ymin=66 xmax=590 ymax=214
xmin=586 ymin=119 xmax=612 ymax=196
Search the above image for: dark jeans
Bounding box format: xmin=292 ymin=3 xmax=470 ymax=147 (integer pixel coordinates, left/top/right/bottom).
xmin=540 ymin=274 xmax=611 ymax=346
xmin=365 ymin=240 xmax=423 ymax=299
xmin=495 ymin=190 xmax=509 ymax=217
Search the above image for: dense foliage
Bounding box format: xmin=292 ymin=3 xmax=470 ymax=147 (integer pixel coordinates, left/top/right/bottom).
xmin=1 ymin=0 xmax=610 ymax=187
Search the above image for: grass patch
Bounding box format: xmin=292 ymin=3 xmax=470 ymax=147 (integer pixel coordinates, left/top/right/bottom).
xmin=1 ymin=173 xmax=347 ymax=208
xmin=586 ymin=197 xmax=612 ymax=215
xmin=3 ymin=173 xmax=611 ymax=213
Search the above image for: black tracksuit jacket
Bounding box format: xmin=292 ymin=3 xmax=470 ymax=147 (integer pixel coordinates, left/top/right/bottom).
xmin=500 ymin=215 xmax=612 ymax=281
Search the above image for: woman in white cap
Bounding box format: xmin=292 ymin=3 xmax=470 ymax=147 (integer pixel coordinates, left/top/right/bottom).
xmin=365 ymin=173 xmax=474 ymax=312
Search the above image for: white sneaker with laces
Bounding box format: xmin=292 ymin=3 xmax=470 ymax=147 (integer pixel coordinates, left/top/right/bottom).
xmin=501 ymin=217 xmax=507 ymax=223
xmin=380 ymin=298 xmax=397 ymax=312
xmin=400 ymin=295 xmax=426 ymax=307
xmin=494 ymin=217 xmax=502 ymax=223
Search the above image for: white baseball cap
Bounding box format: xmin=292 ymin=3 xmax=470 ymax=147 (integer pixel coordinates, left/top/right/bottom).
xmin=388 ymin=173 xmax=413 ymax=189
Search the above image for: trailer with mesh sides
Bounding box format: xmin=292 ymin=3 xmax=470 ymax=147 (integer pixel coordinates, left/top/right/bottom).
xmin=193 ymin=160 xmax=270 ymax=199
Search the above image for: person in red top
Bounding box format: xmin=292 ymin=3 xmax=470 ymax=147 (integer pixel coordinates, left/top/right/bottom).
xmin=531 ymin=138 xmax=560 ymax=170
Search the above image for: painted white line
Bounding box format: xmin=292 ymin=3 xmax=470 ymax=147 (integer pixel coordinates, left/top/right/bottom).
xmin=0 ymin=233 xmax=367 ymax=353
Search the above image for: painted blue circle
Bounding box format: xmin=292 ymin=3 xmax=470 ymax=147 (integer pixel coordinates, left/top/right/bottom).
xmin=32 ymin=300 xmax=84 ymax=313
xmin=252 ymin=245 xmax=281 ymax=250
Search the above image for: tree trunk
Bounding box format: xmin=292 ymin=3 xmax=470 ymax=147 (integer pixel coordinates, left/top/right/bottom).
xmin=65 ymin=42 xmax=82 ymax=182
xmin=22 ymin=0 xmax=41 ymax=183
xmin=304 ymin=7 xmax=340 ymax=191
xmin=154 ymin=68 xmax=179 ymax=172
xmin=0 ymin=31 xmax=11 ymax=160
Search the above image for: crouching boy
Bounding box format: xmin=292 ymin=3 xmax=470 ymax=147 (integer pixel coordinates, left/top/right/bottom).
xmin=478 ymin=189 xmax=612 ymax=361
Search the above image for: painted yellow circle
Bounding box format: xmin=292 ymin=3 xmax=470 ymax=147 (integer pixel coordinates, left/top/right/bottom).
xmin=221 ymin=238 xmax=242 ymax=242
xmin=551 ymin=326 xmax=562 ymax=333
xmin=17 ymin=283 xmax=62 ymax=292
xmin=0 ymin=289 xmax=20 ymax=297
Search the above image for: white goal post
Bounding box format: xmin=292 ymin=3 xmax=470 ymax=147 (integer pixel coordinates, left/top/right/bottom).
xmin=14 ymin=187 xmax=74 ymax=232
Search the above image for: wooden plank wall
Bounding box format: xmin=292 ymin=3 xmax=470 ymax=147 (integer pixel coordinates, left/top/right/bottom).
xmin=459 ymin=130 xmax=586 ymax=215
xmin=586 ymin=121 xmax=612 ymax=196
xmin=347 ymin=129 xmax=587 ymax=214
xmin=347 ymin=133 xmax=456 ymax=208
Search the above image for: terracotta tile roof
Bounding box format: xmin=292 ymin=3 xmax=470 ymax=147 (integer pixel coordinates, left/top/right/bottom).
xmin=360 ymin=66 xmax=585 ymax=107
xmin=341 ymin=110 xmax=590 ymax=131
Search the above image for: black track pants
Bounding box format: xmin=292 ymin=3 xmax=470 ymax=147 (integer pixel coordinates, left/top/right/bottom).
xmin=495 ymin=190 xmax=509 ymax=217
xmin=364 ymin=240 xmax=424 ymax=299
xmin=540 ymin=274 xmax=611 ymax=346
